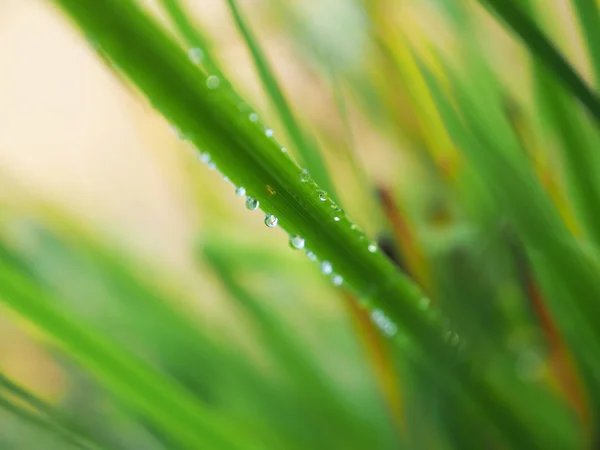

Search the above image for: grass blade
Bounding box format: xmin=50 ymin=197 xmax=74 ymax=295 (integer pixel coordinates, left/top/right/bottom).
xmin=0 ymin=257 xmax=245 ymax=450
xmin=0 ymin=374 xmax=100 ymax=449
xmin=48 ymin=0 xmax=588 ymax=447
xmin=50 ymin=0 xmax=434 ymax=358
xmin=519 ymin=0 xmax=600 ymax=246
xmin=478 ymin=0 xmax=600 ymax=124
xmin=572 ymin=0 xmax=600 ymax=88
xmin=159 ymin=0 xmax=224 ymax=80
xmin=225 ymin=0 xmax=337 ymax=200
xmin=0 ymin=395 xmax=96 ymax=449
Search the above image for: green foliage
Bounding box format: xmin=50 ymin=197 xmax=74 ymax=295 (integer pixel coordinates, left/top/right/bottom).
xmin=1 ymin=0 xmax=600 ymax=448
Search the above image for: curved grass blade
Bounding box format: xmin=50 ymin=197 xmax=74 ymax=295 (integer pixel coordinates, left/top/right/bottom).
xmin=477 ymin=0 xmax=600 ymax=124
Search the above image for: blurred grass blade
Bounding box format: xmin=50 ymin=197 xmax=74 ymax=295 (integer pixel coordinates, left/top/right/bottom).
xmin=508 ymin=242 xmax=590 ymax=427
xmin=327 ymin=74 xmax=385 ymax=231
xmin=520 ymin=0 xmax=600 ymax=246
xmin=203 ymin=243 xmax=393 ymax=449
xmin=571 ymin=0 xmax=600 ymax=88
xmin=344 ymin=293 xmax=404 ymax=434
xmin=477 ymin=0 xmax=600 ymax=124
xmin=0 ymin=257 xmax=245 ymax=450
xmin=431 ymin=60 xmax=600 ymax=412
xmin=0 ymin=395 xmax=96 ymax=449
xmin=0 ymin=374 xmax=54 ymax=416
xmin=159 ymin=0 xmax=224 ymax=79
xmin=364 ymin=1 xmax=458 ymax=178
xmin=225 ymin=0 xmax=337 ymax=200
xmin=377 ymin=187 xmax=433 ymax=295
xmin=505 ymin=98 xmax=582 ymax=237
xmin=0 ymin=374 xmax=99 ymax=449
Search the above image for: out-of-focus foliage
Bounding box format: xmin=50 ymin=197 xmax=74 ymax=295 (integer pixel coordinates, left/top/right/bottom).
xmin=0 ymin=0 xmax=599 ymax=448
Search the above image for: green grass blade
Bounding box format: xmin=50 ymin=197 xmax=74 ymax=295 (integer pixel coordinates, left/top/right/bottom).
xmin=518 ymin=0 xmax=600 ymax=246
xmin=572 ymin=0 xmax=600 ymax=88
xmin=12 ymin=221 xmax=295 ymax=443
xmin=532 ymin=56 xmax=600 ymax=244
xmin=0 ymin=373 xmax=101 ymax=449
xmin=50 ymin=0 xmax=433 ymax=355
xmin=437 ymin=60 xmax=600 ymax=388
xmin=0 ymin=258 xmax=245 ymax=450
xmin=0 ymin=395 xmax=97 ymax=449
xmin=203 ymin=244 xmax=395 ymax=449
xmin=0 ymin=374 xmax=53 ymax=415
xmin=478 ymin=0 xmax=600 ymax=124
xmin=158 ymin=0 xmax=224 ymax=79
xmin=48 ymin=1 xmax=588 ymax=447
xmin=225 ymin=0 xmax=337 ymax=200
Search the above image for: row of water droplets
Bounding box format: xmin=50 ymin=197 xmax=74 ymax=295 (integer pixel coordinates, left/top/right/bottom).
xmin=294 ymin=167 xmax=388 ymax=291
xmin=189 ymin=47 xmax=285 ymax=153
xmin=183 ymin=46 xmax=408 ymax=329
xmin=188 ymin=46 xmax=370 ymax=288
xmin=189 ymin=48 xmax=221 ymax=90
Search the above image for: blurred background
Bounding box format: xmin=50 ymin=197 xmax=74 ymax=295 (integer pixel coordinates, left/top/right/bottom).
xmin=0 ymin=0 xmax=597 ymax=448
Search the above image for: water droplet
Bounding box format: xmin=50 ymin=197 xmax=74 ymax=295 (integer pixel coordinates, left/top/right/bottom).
xmin=249 ymin=113 xmax=259 ymax=122
xmin=383 ymin=322 xmax=398 ymax=336
xmin=207 ymin=162 xmax=216 ymax=169
xmin=246 ymin=197 xmax=259 ymax=211
xmin=332 ymin=274 xmax=343 ymax=286
xmin=371 ymin=310 xmax=397 ymax=337
xmin=300 ymin=169 xmax=310 ymax=182
xmin=223 ymin=176 xmax=230 ymax=182
xmin=320 ymin=261 xmax=333 ymax=275
xmin=265 ymin=128 xmax=274 ymax=137
xmin=235 ymin=186 xmax=246 ymax=197
xmin=289 ymin=235 xmax=305 ymax=250
xmin=170 ymin=125 xmax=184 ymax=139
xmin=318 ymin=191 xmax=328 ymax=202
xmin=199 ymin=153 xmax=210 ymax=163
xmin=306 ymin=250 xmax=317 ymax=261
xmin=206 ymin=75 xmax=220 ymax=89
xmin=188 ymin=47 xmax=204 ymax=64
xmin=419 ymin=297 xmax=430 ymax=310
xmin=264 ymin=214 xmax=278 ymax=228
xmin=281 ymin=147 xmax=287 ymax=153
xmin=334 ymin=216 xmax=340 ymax=222
xmin=368 ymin=243 xmax=377 ymax=253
